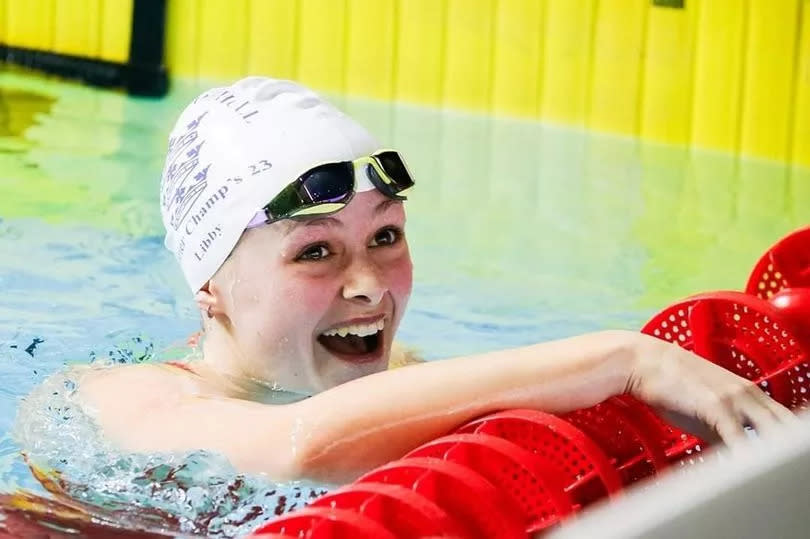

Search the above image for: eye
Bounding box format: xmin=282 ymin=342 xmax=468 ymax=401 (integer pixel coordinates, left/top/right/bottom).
xmin=296 ymin=243 xmax=332 ymax=261
xmin=370 ymin=227 xmax=402 ymax=247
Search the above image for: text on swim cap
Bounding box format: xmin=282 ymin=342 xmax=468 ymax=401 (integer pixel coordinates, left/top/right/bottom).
xmin=192 ymin=88 xmax=259 ymax=123
xmin=193 ymin=225 xmax=223 ymax=262
xmin=185 ymin=185 xmax=229 ymax=236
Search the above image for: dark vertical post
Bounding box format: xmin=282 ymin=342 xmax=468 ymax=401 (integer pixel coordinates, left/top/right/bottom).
xmin=127 ymin=0 xmax=169 ymax=96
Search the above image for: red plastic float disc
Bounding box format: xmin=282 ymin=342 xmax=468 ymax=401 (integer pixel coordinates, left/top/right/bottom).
xmin=308 ymin=481 xmax=466 ymax=538
xmin=562 ymin=399 xmax=668 ymax=485
xmin=609 ymin=394 xmax=706 ymax=465
xmin=405 ymin=432 xmax=574 ymax=533
xmin=251 ymin=506 xmax=396 ymax=539
xmin=641 ymin=291 xmax=810 ymax=410
xmin=356 ymin=457 xmax=526 ymax=539
xmin=456 ymin=409 xmax=623 ymax=509
xmin=768 ymin=287 xmax=810 ymax=349
xmin=746 ymin=226 xmax=810 ymax=299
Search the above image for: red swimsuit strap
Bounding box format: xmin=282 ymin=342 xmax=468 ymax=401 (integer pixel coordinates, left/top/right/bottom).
xmin=164 ymin=361 xmax=197 ymax=375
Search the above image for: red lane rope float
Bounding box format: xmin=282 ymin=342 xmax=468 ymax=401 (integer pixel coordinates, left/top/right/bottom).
xmin=405 ymin=433 xmax=574 ymax=533
xmin=561 ymin=399 xmax=668 ymax=484
xmin=355 ymin=457 xmax=526 ymax=539
xmin=768 ymin=287 xmax=810 ymax=347
xmin=456 ymin=410 xmax=623 ymax=509
xmin=746 ymin=225 xmax=810 ymax=300
xmin=307 ymin=482 xmax=467 ymax=538
xmin=252 ymin=506 xmax=397 ymax=539
xmin=640 ymin=291 xmax=810 ymax=411
xmin=608 ymin=394 xmax=707 ymax=465
xmin=745 ymin=226 xmax=810 ymax=352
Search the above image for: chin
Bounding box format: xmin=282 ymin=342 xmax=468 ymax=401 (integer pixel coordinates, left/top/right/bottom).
xmin=314 ymin=348 xmax=390 ymax=391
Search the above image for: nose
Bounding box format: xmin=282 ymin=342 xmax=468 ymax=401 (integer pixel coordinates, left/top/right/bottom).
xmin=342 ymin=258 xmax=386 ymax=306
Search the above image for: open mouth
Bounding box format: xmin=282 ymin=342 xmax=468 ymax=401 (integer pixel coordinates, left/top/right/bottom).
xmin=317 ymin=318 xmax=384 ymax=361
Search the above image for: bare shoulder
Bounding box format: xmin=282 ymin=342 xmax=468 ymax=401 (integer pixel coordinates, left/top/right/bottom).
xmin=73 ymin=363 xmax=296 ymax=475
xmin=75 ymin=362 xmax=210 ymax=437
xmin=388 ymin=341 xmax=424 ymax=369
xmin=78 ymin=362 xmax=202 ymax=404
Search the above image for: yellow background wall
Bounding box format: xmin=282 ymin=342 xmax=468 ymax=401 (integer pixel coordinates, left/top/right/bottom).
xmin=0 ymin=0 xmax=808 ymax=166
xmin=0 ymin=0 xmax=133 ymax=63
xmin=163 ymin=0 xmax=810 ymax=166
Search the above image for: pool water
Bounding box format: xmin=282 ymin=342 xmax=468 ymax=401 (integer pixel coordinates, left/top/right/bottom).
xmin=1 ymin=68 xmax=808 ymax=535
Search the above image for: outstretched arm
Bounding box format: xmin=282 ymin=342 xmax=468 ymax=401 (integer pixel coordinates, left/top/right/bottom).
xmin=76 ymin=330 xmax=794 ymax=484
xmin=282 ymin=329 xmax=794 ymax=482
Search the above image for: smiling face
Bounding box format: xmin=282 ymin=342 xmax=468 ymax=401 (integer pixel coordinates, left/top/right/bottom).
xmin=207 ymin=190 xmax=413 ymax=394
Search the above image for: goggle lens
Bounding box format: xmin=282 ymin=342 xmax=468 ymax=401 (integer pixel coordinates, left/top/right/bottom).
xmin=375 ymin=151 xmax=415 ymax=192
xmin=265 ymin=162 xmax=354 ymax=220
xmin=259 ymin=151 xmax=414 ymax=225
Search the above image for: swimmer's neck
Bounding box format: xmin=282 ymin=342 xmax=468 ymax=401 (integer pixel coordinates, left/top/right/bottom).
xmin=196 ymin=332 xmax=311 ymax=404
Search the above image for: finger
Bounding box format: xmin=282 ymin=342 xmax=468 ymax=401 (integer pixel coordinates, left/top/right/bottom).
xmin=744 ymin=380 xmax=796 ymax=419
xmin=707 ymin=408 xmax=747 ymax=446
xmin=758 ymin=393 xmax=800 ymax=423
xmin=752 ymin=394 xmax=803 ymax=434
xmin=736 ymin=400 xmax=780 ymax=437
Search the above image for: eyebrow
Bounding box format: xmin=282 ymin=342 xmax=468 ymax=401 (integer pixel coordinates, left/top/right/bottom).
xmin=282 ymin=199 xmax=402 ymax=235
xmin=375 ymin=198 xmax=402 ymax=216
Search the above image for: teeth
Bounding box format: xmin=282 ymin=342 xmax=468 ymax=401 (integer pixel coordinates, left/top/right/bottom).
xmin=323 ymin=319 xmax=385 ymax=338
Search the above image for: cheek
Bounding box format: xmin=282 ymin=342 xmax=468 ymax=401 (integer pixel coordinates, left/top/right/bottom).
xmin=228 ymin=267 xmax=335 ymax=335
xmin=387 ymin=251 xmax=414 ymax=304
xmin=276 ymin=274 xmax=342 ymax=319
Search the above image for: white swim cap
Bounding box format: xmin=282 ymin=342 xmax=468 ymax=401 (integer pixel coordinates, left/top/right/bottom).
xmin=159 ymin=77 xmax=381 ymax=292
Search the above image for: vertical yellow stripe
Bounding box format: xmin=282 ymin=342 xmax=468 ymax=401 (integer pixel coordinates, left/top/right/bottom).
xmin=541 ymin=0 xmax=596 ymax=124
xmin=0 ymin=0 xmax=5 ymax=44
xmin=165 ymin=0 xmax=200 ymax=78
xmin=395 ymin=0 xmax=446 ymax=105
xmin=197 ymin=0 xmax=248 ymax=80
xmin=98 ymin=0 xmax=132 ymax=63
xmin=491 ymin=0 xmax=544 ymax=117
xmin=344 ymin=0 xmax=396 ymax=100
xmin=639 ymin=1 xmax=698 ymax=145
xmin=6 ymin=0 xmax=54 ymax=50
xmin=297 ymin=0 xmax=348 ymax=93
xmin=790 ymin=1 xmax=810 ymax=167
xmin=443 ymin=0 xmax=496 ymax=111
xmin=691 ymin=0 xmax=746 ymax=152
xmin=588 ymin=0 xmax=647 ymax=134
xmin=740 ymin=0 xmax=801 ymax=161
xmin=246 ymin=0 xmax=298 ymax=79
xmin=53 ymin=0 xmax=100 ymax=57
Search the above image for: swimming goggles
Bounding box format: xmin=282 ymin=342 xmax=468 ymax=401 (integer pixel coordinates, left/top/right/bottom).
xmin=246 ymin=150 xmax=415 ymax=228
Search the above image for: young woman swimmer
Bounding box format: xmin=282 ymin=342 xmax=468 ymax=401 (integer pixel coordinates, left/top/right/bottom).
xmin=76 ymin=77 xmax=794 ymax=484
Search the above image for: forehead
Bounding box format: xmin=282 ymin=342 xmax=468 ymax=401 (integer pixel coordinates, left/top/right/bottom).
xmin=242 ymin=192 xmax=404 ymax=242
xmin=281 ymin=193 xmax=405 ymax=233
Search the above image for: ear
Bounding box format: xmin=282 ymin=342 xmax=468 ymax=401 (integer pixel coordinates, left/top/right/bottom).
xmin=195 ymin=282 xmax=222 ymax=319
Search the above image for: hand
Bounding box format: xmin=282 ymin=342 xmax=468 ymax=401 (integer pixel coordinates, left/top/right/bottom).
xmin=624 ymin=332 xmax=798 ymax=445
